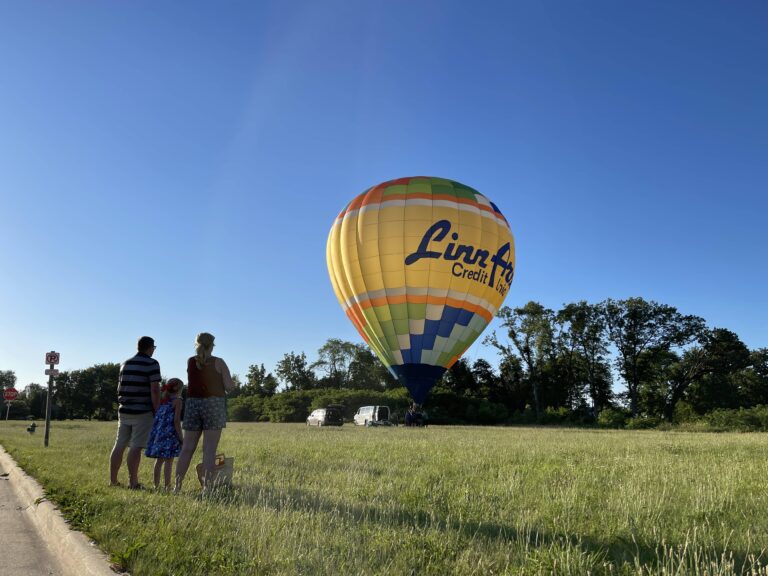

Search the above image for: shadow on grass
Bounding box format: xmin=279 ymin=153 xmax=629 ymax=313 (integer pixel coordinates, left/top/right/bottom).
xmin=199 ymin=481 xmax=758 ymax=573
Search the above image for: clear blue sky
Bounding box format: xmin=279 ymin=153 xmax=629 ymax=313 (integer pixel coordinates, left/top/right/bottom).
xmin=2 ymin=1 xmax=766 ymax=390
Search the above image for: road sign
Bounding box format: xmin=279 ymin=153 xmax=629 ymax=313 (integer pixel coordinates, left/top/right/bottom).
xmin=43 ymin=353 xmax=59 ymax=448
xmin=3 ymin=388 xmax=18 ymax=402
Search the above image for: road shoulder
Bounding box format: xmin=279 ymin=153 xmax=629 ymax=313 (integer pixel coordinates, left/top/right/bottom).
xmin=0 ymin=445 xmax=124 ymax=576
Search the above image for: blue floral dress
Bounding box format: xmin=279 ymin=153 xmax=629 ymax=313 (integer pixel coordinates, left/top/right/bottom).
xmin=145 ymin=398 xmax=182 ymax=459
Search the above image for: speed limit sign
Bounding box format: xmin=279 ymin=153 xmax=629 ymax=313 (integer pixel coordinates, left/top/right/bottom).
xmin=45 ymin=352 xmax=60 ymax=365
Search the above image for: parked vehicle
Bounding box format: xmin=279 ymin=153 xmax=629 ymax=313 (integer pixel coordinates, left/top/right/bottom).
xmin=353 ymin=405 xmax=391 ymax=426
xmin=306 ymin=406 xmax=344 ymax=427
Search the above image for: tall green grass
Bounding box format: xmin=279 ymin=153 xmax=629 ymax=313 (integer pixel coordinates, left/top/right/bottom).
xmin=1 ymin=422 xmax=767 ymax=575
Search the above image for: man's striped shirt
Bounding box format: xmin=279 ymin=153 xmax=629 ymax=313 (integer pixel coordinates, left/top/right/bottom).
xmin=117 ymin=353 xmax=161 ymax=415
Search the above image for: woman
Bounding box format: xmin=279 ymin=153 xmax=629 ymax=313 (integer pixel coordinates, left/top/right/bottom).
xmin=174 ymin=332 xmax=235 ymax=492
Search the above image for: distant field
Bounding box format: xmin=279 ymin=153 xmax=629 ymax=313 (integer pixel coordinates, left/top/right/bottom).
xmin=1 ymin=421 xmax=767 ymax=575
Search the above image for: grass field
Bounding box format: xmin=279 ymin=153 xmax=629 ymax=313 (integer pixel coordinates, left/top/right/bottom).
xmin=1 ymin=421 xmax=767 ymax=575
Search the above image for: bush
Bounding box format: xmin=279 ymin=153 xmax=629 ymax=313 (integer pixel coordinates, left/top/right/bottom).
xmin=228 ymin=396 xmax=265 ymax=422
xmin=263 ymin=391 xmax=313 ymax=423
xmin=539 ymin=406 xmax=571 ymax=425
xmin=507 ymin=406 xmax=538 ymax=425
xmin=421 ymin=391 xmax=509 ymax=425
xmin=672 ymin=401 xmax=699 ymax=425
xmin=597 ymin=408 xmax=629 ymax=429
xmin=626 ymin=416 xmax=662 ymax=430
xmin=704 ymin=406 xmax=768 ymax=432
xmin=675 ymin=420 xmax=716 ymax=432
xmin=476 ymin=400 xmax=508 ymax=424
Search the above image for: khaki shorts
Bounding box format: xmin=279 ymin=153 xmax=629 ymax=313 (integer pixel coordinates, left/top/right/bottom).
xmin=115 ymin=412 xmax=155 ymax=449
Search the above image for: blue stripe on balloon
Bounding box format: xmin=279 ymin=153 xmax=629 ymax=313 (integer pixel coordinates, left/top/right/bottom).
xmin=456 ymin=308 xmax=473 ymax=326
xmin=421 ymin=331 xmax=438 ymax=351
xmin=441 ymin=306 xmax=460 ymax=325
xmin=423 ymin=320 xmax=440 ymax=336
xmin=437 ymin=306 xmax=459 ymax=337
xmin=408 ymin=336 xmax=424 ymax=363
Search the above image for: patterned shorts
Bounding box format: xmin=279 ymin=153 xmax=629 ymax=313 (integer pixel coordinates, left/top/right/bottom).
xmin=183 ymin=397 xmax=227 ymax=431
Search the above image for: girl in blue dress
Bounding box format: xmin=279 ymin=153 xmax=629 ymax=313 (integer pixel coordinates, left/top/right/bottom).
xmin=145 ymin=378 xmax=184 ymax=489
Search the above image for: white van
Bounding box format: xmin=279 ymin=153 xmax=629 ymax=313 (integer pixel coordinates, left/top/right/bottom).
xmin=353 ymin=405 xmax=390 ymax=426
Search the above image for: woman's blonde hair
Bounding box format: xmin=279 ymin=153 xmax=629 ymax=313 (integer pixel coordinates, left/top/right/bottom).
xmin=194 ymin=332 xmax=215 ymax=369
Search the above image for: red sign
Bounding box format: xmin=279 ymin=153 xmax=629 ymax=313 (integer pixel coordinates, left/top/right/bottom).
xmin=3 ymin=388 xmax=18 ymax=402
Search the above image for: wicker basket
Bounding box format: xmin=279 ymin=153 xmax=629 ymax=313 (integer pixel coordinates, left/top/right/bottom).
xmin=195 ymin=453 xmax=234 ymax=487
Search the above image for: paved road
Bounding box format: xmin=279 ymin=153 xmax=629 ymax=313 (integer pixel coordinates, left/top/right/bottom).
xmin=0 ymin=460 xmax=62 ymax=576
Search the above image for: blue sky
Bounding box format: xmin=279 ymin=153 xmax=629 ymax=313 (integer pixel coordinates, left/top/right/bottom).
xmin=2 ymin=1 xmax=766 ymax=390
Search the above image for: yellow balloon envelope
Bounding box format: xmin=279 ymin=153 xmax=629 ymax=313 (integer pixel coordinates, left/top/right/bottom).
xmin=326 ymin=176 xmax=515 ymax=403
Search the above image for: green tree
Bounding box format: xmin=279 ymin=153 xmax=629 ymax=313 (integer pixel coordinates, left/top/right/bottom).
xmin=636 ymin=348 xmax=686 ymax=419
xmin=226 ymin=373 xmax=244 ymax=398
xmin=540 ymin=351 xmax=587 ymax=411
xmin=686 ymin=329 xmax=752 ymax=412
xmin=639 ymin=329 xmax=749 ymax=421
xmin=750 ymin=348 xmax=768 ymax=381
xmin=275 ymin=351 xmax=317 ymax=391
xmin=89 ymin=363 xmax=120 ymax=420
xmin=494 ymin=355 xmax=528 ymax=412
xmin=312 ymin=338 xmax=358 ymax=388
xmin=471 ymin=359 xmax=499 ymax=399
xmin=662 ymin=348 xmax=709 ymax=421
xmin=244 ymin=364 xmax=279 ymax=397
xmin=601 ymin=297 xmax=706 ymax=417
xmin=52 ymin=369 xmax=97 ymax=419
xmin=489 ymin=301 xmax=556 ymax=419
xmin=738 ymin=348 xmax=768 ymax=406
xmin=347 ymin=345 xmax=397 ymax=390
xmin=557 ymin=301 xmax=613 ymax=414
xmin=22 ymin=383 xmax=47 ymax=419
xmin=441 ymin=358 xmax=478 ymax=396
xmin=0 ymin=370 xmax=16 ymax=388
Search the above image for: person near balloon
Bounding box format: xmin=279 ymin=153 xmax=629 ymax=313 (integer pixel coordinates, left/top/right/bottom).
xmin=144 ymin=378 xmax=184 ymax=490
xmin=405 ymin=404 xmax=416 ymax=426
xmin=174 ymin=332 xmax=235 ymax=493
xmin=405 ymin=403 xmax=424 ymax=427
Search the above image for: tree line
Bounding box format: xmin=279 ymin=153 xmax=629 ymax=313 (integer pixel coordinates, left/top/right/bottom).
xmin=2 ymin=297 xmax=766 ymax=428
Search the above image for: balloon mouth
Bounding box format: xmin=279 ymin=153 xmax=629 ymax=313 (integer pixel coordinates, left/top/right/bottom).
xmin=389 ymin=364 xmax=447 ymax=405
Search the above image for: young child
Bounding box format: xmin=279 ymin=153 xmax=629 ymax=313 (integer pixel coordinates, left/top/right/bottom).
xmin=145 ymin=378 xmax=184 ymax=490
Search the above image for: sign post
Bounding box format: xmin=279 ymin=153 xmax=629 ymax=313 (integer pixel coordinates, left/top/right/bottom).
xmin=3 ymin=387 xmax=18 ymax=421
xmin=44 ymin=351 xmax=60 ymax=447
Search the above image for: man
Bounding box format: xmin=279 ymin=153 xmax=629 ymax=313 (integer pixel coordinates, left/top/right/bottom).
xmin=109 ymin=336 xmax=161 ymax=488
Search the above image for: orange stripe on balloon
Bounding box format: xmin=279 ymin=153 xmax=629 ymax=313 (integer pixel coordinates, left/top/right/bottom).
xmin=336 ymin=186 xmax=384 ymax=220
xmin=345 ymin=308 xmax=369 ymax=343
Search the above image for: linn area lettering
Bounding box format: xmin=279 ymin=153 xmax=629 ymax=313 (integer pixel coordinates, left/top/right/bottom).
xmin=404 ymin=220 xmax=513 ymax=295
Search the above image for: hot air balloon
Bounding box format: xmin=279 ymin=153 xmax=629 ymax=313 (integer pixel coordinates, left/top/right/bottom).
xmin=326 ymin=176 xmax=515 ymax=404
